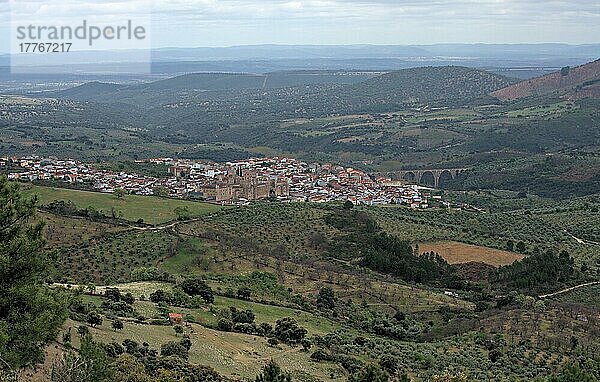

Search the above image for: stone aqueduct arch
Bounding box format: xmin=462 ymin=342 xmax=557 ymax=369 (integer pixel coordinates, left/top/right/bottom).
xmin=393 ymin=168 xmax=467 ymax=188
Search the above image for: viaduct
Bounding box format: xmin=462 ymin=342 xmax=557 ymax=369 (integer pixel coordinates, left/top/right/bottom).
xmin=379 ymin=168 xmax=468 ymax=188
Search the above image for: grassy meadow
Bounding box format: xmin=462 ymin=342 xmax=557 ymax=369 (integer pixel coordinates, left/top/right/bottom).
xmin=24 ymin=184 xmax=222 ymax=224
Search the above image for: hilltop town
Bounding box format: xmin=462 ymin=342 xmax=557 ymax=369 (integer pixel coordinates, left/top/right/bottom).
xmin=3 ymin=156 xmax=432 ymax=207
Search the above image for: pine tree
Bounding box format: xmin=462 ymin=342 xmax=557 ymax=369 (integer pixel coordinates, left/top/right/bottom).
xmin=0 ymin=177 xmax=68 ymax=369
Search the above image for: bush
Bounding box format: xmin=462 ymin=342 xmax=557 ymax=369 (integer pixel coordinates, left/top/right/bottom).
xmin=160 ymin=341 xmax=189 ymax=360
xmin=255 ymin=359 xmax=291 ymax=382
xmin=103 ymin=342 xmax=124 ymax=358
xmin=180 ymin=277 xmax=214 ymax=303
xmin=237 ymin=286 xmax=252 ymax=300
xmin=111 ymin=319 xmax=124 ymax=331
xmin=234 ymin=322 xmax=258 ymax=334
xmin=301 ymin=339 xmax=312 ymax=352
xmin=122 ymin=339 xmax=139 ymax=354
xmin=150 ymin=319 xmax=169 ymax=326
xmin=101 ymin=300 xmax=134 ymax=317
xmin=349 ymin=364 xmax=389 ymax=382
xmin=311 ymin=349 xmax=333 ymax=362
xmin=217 ymin=319 xmax=233 ymax=332
xmin=122 ymin=293 xmax=135 ymax=305
xmin=274 ymin=318 xmax=307 ymax=345
xmin=547 ymin=363 xmax=598 ymax=382
xmin=337 ymin=355 xmax=365 ymax=373
xmin=86 ymin=312 xmax=103 ymax=327
xmin=259 ymin=322 xmax=273 ymax=336
xmin=316 ymin=287 xmax=336 ymax=310
xmin=149 ymin=289 xmax=172 ymax=304
xmin=153 ymin=356 xmax=224 ymax=381
xmin=104 ymin=288 xmax=122 ymax=302
xmin=230 ymin=307 xmax=255 ymax=324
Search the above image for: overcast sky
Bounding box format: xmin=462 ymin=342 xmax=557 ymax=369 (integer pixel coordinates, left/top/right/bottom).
xmin=1 ymin=0 xmax=599 ymax=52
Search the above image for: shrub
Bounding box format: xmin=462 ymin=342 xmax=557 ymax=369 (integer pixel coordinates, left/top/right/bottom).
xmin=274 ymin=318 xmax=307 ymax=345
xmin=230 ymin=307 xmax=255 ymax=324
xmin=259 ymin=322 xmax=273 ymax=336
xmin=217 ymin=319 xmax=233 ymax=332
xmin=255 ymin=359 xmax=291 ymax=382
xmin=149 ymin=289 xmax=172 ymax=304
xmin=160 ymin=341 xmax=189 ymax=360
xmin=86 ymin=312 xmax=103 ymax=327
xmin=111 ymin=319 xmax=124 ymax=331
xmin=237 ymin=286 xmax=252 ymax=300
xmin=349 ymin=364 xmax=389 ymax=382
xmin=311 ymin=349 xmax=333 ymax=362
xmin=316 ymin=287 xmax=336 ymax=310
xmin=180 ymin=277 xmax=214 ymax=303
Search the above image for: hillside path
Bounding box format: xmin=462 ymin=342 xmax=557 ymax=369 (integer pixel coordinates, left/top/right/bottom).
xmin=539 ymin=281 xmax=600 ymax=299
xmin=565 ymin=230 xmax=600 ymax=245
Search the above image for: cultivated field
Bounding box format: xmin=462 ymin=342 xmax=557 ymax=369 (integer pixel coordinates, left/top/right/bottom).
xmin=419 ymin=241 xmax=524 ymax=266
xmin=56 ymin=230 xmax=178 ymax=284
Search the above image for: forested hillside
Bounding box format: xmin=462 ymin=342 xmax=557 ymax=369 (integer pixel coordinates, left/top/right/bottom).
xmin=347 ymin=66 xmax=516 ymax=107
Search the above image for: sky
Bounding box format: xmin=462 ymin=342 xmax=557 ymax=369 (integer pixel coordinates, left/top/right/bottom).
xmin=1 ymin=0 xmax=599 ymax=53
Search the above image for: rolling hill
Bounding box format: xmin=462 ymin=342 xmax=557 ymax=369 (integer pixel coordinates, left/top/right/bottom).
xmin=491 ymin=59 xmax=600 ymax=101
xmin=53 ymin=81 xmax=126 ymax=100
xmin=51 ymin=66 xmax=515 ymax=110
xmin=145 ymin=70 xmax=377 ymax=91
xmin=347 ymin=66 xmax=517 ymax=106
xmin=52 ymin=70 xmax=377 ymax=103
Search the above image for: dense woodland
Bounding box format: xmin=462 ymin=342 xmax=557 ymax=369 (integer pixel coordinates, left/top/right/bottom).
xmin=490 ymin=249 xmax=578 ymax=291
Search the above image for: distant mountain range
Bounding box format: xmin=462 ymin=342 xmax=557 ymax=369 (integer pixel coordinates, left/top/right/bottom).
xmin=491 ymin=59 xmax=600 ymax=101
xmin=151 ymin=44 xmax=600 ymax=62
xmin=3 ymin=44 xmax=596 ymax=63
xmin=1 ymin=44 xmax=598 ymax=79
